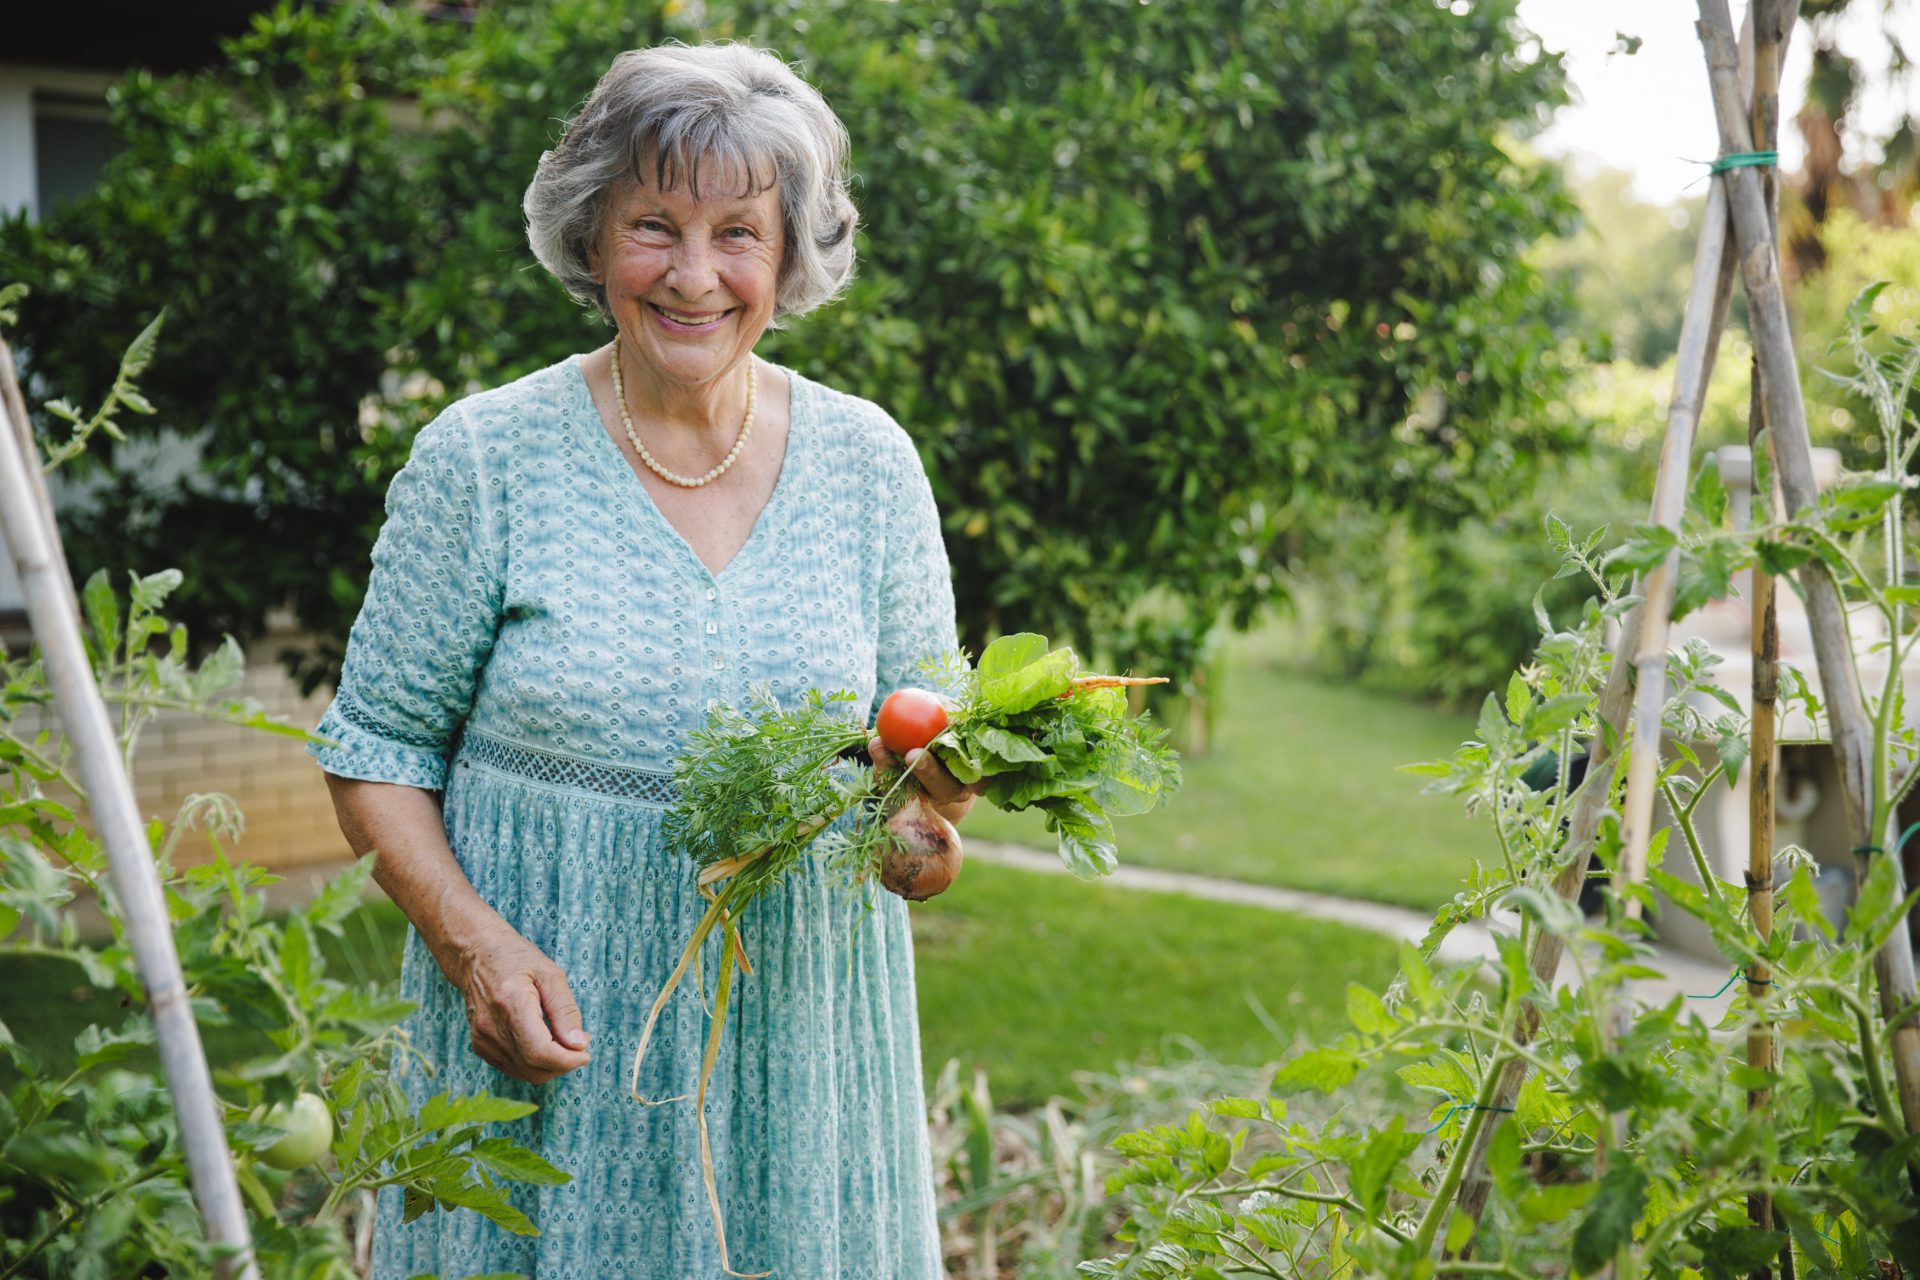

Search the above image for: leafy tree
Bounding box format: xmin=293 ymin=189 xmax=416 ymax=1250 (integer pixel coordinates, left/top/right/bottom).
xmin=757 ymin=0 xmax=1584 ymax=674
xmin=1535 ymin=166 xmax=1705 ymax=367
xmin=1783 ymin=0 xmax=1918 ymax=279
xmin=1 ymin=3 xmax=452 ymax=692
xmin=3 ymin=0 xmax=1582 ymax=692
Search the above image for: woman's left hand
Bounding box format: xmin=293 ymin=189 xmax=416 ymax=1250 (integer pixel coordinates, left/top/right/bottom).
xmin=868 ymin=737 xmax=984 ymax=826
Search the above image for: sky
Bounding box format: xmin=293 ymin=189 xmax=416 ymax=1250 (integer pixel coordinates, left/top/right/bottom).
xmin=1515 ymin=0 xmax=1919 ymax=205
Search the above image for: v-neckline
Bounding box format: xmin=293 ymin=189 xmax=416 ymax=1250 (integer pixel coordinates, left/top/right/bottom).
xmin=569 ymin=353 xmax=808 ymax=586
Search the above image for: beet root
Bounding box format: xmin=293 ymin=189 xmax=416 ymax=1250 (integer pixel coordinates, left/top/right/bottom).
xmin=878 ymin=792 xmax=963 ymax=901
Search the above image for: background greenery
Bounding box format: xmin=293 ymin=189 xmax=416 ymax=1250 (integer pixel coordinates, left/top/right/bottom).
xmin=1288 ymin=164 xmax=1920 ymax=705
xmin=3 ymin=0 xmax=1915 ymax=712
xmin=1 ymin=0 xmax=1581 ymax=695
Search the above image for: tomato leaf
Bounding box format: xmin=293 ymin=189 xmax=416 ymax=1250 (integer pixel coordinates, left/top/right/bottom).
xmin=1572 ymin=1159 xmax=1648 ymax=1274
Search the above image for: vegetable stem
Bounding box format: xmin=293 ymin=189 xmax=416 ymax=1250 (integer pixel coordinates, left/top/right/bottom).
xmin=695 ymin=913 xmax=769 ymax=1279
xmin=629 ymin=879 xmax=742 ymax=1104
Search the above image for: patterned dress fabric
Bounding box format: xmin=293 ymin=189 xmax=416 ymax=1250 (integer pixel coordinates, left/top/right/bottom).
xmin=306 ymin=354 xmax=956 ymax=1279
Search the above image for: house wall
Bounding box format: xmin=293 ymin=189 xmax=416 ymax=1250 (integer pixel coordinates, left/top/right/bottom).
xmin=0 ymin=64 xmax=124 ymax=222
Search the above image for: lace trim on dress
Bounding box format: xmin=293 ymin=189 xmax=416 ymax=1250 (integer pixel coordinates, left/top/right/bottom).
xmin=335 ymin=687 xmax=449 ymax=750
xmin=458 ymin=728 xmax=679 ymax=806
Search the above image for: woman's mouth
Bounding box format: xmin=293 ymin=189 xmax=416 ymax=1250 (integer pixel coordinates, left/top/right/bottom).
xmin=648 ymin=303 xmax=734 ymax=333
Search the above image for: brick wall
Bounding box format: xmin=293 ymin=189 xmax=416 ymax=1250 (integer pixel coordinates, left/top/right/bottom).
xmin=15 ymin=624 xmax=354 ymax=872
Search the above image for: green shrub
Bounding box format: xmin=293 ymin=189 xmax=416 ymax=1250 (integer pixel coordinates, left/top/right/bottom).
xmin=3 ymin=0 xmax=1582 ymax=686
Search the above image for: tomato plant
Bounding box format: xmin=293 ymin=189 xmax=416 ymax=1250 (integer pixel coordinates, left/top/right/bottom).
xmin=1088 ymin=296 xmax=1920 ymax=1278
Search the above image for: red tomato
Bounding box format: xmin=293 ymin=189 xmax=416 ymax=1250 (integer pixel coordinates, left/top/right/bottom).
xmin=876 ymin=689 xmax=950 ymax=754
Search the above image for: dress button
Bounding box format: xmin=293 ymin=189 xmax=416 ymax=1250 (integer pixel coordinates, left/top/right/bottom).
xmin=705 ymin=586 xmax=717 ymax=601
xmin=712 ymin=655 xmax=725 ymax=670
xmin=706 ymin=621 xmax=717 ymax=635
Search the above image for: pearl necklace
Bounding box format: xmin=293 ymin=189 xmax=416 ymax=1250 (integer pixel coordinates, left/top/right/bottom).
xmin=610 ymin=335 xmax=755 ymax=488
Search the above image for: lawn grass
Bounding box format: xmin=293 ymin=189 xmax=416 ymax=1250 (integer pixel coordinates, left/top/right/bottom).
xmin=1 ymin=861 xmax=1398 ymax=1109
xmin=959 ymin=625 xmax=1491 ymax=911
xmin=910 ymin=860 xmax=1401 ymax=1106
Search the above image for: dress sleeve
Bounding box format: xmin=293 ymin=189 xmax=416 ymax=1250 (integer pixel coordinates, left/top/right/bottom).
xmin=307 ymin=404 xmax=503 ymax=790
xmin=874 ymin=427 xmax=960 ymax=705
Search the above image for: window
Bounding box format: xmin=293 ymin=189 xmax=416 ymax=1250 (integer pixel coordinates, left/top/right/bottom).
xmin=32 ymin=92 xmax=115 ymax=216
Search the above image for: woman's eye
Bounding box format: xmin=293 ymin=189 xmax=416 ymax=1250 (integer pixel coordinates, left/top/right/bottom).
xmin=723 ymin=226 xmax=756 ymax=240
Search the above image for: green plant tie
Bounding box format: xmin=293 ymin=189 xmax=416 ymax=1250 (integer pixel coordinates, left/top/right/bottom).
xmin=1709 ymin=149 xmax=1778 ymax=173
xmin=1850 ymin=819 xmax=1920 ymax=858
xmin=1688 ymin=969 xmax=1770 ymax=999
xmin=1423 ymin=1099 xmax=1515 ymax=1135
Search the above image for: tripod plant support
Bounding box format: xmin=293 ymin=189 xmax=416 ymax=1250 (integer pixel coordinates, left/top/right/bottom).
xmin=0 ymin=336 xmax=260 ymax=1279
xmin=1448 ymin=4 xmax=1774 ymax=1239
xmin=1695 ymin=0 xmax=1920 ymax=1141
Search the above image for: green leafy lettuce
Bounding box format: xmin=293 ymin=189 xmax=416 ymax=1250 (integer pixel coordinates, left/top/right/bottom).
xmin=931 ymin=633 xmax=1181 ymax=879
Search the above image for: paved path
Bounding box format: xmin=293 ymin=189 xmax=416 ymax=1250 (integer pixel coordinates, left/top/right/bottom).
xmin=102 ymin=840 xmax=1742 ymax=1012
xmin=968 ymin=840 xmax=1739 ymax=1012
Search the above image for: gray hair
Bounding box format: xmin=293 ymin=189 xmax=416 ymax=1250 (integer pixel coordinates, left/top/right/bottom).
xmin=523 ymin=42 xmax=858 ymax=324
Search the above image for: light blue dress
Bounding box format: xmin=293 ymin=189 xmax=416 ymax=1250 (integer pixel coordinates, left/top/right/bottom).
xmin=307 ymin=354 xmax=955 ymax=1279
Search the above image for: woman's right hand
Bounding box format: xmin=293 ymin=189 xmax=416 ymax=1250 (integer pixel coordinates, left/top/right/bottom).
xmin=449 ymin=923 xmax=593 ymax=1084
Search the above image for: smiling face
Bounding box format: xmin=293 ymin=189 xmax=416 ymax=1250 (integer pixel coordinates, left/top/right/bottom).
xmin=588 ymin=160 xmax=785 ymax=395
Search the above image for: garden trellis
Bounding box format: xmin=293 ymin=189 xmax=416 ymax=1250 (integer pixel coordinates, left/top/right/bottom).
xmin=1451 ymin=0 xmax=1920 ymax=1259
xmin=0 ymin=336 xmax=260 ymax=1279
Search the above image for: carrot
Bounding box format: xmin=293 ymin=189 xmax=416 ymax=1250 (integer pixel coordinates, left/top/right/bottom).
xmin=1057 ymin=674 xmax=1170 ymax=696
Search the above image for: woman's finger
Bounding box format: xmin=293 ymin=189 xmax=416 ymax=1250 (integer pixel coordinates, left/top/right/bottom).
xmin=532 ymin=965 xmax=592 ymax=1053
xmin=501 ymin=977 xmax=591 ymax=1077
xmin=905 ymin=747 xmax=967 ymax=804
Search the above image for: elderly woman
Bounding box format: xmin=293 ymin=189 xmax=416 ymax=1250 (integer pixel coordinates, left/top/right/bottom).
xmin=311 ymin=42 xmax=973 ymax=1278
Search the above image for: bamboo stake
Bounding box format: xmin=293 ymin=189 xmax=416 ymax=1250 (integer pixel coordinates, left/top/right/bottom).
xmin=1614 ymin=0 xmax=1782 ymax=915
xmin=0 ymin=338 xmax=260 ymax=1279
xmin=1744 ymin=1 xmax=1790 ymax=1271
xmin=1445 ymin=15 xmax=1768 ymax=1240
xmin=1696 ymin=0 xmax=1920 ymax=1139
xmin=1450 ymin=204 xmax=1735 ymax=1242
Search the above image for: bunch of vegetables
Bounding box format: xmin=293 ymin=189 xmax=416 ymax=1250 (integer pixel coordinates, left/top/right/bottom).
xmin=629 ymin=633 xmax=1181 ymax=1276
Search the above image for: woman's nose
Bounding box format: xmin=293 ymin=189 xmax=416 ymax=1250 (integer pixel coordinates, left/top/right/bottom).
xmin=666 ymin=233 xmax=720 ymax=299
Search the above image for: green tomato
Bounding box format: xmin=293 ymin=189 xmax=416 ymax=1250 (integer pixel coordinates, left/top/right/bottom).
xmin=258 ymin=1093 xmax=334 ymax=1171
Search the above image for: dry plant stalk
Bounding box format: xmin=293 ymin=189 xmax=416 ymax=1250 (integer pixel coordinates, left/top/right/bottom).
xmin=1744 ymin=0 xmax=1791 ymax=1267
xmin=0 ymin=339 xmax=260 ymax=1277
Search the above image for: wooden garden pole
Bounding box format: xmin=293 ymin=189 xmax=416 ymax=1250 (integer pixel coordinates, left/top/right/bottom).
xmin=1449 ymin=166 xmax=1738 ymax=1246
xmin=0 ymin=338 xmax=260 ymax=1280
xmin=1592 ymin=14 xmax=1773 ymax=1257
xmin=1696 ymin=0 xmax=1920 ymax=1139
xmin=1445 ymin=13 xmax=1768 ymax=1241
xmin=1743 ymin=0 xmax=1790 ymax=1268
xmin=1617 ymin=2 xmax=1790 ymax=917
